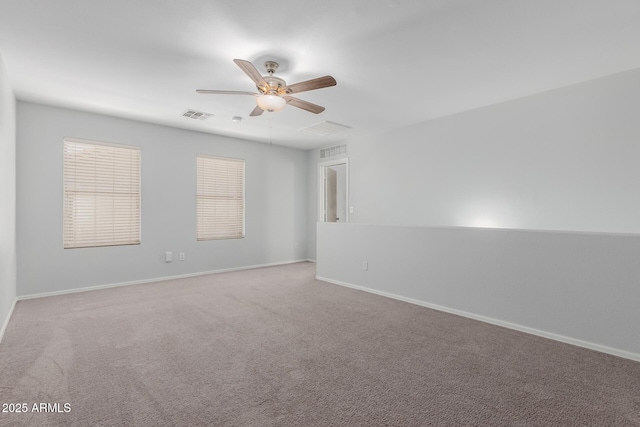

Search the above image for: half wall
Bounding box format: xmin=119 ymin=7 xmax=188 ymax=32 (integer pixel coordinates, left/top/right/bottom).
xmin=316 ymin=223 xmax=640 ymax=360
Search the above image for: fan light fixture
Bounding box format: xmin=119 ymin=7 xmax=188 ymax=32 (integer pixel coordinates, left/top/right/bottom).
xmin=256 ymin=94 xmax=286 ymax=112
xmin=197 ymin=59 xmax=336 ymax=116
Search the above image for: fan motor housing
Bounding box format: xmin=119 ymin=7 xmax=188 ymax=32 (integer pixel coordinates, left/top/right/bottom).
xmin=261 ymin=76 xmax=285 ymax=94
xmin=256 ymin=61 xmax=285 ymax=95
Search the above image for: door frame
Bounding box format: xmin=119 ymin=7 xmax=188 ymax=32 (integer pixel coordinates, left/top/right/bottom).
xmin=318 ymin=158 xmax=349 ymax=223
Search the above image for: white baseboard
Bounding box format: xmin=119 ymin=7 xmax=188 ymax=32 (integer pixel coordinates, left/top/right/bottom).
xmin=17 ymin=259 xmax=309 ymax=301
xmin=316 ymin=275 xmax=640 ymax=363
xmin=0 ymin=298 xmax=17 ymax=345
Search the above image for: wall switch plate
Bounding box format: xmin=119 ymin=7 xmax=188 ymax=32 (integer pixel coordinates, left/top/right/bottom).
xmin=363 ymin=261 xmax=368 ymax=271
xmin=350 ymin=206 xmax=354 ymax=213
xmin=165 ymin=252 xmax=172 ymax=263
xmin=179 ymin=253 xmax=185 ymax=261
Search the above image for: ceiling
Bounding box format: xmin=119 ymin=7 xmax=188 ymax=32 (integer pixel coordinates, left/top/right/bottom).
xmin=2 ymin=1 xmax=640 ymax=150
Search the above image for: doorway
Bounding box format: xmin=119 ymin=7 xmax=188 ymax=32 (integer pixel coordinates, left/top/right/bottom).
xmin=319 ymin=159 xmax=348 ymax=223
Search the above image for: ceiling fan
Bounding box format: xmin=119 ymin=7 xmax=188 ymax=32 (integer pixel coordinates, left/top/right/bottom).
xmin=197 ymin=59 xmax=337 ymax=117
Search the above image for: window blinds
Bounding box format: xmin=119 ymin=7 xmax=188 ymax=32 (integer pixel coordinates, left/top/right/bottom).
xmin=63 ymin=138 xmax=141 ymax=248
xmin=196 ymin=154 xmax=245 ymax=240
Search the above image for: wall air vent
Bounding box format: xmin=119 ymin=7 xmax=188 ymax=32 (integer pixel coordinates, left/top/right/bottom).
xmin=299 ymin=120 xmax=351 ymax=136
xmin=320 ymin=144 xmax=348 ymax=159
xmin=183 ymin=109 xmax=214 ymax=121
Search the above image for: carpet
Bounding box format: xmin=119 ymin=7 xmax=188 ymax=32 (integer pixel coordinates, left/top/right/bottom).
xmin=0 ymin=262 xmax=638 ymax=426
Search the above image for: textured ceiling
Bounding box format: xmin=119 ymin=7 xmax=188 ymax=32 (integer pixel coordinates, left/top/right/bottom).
xmin=2 ymin=0 xmax=640 ymax=149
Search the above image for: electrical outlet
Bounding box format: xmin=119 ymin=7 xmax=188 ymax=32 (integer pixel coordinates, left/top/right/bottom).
xmin=179 ymin=253 xmax=185 ymax=261
xmin=362 ymin=261 xmax=368 ymax=271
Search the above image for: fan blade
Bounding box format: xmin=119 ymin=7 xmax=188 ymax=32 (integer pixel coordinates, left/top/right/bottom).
xmin=196 ymin=89 xmax=258 ymax=96
xmin=249 ymin=105 xmax=264 ymax=117
xmin=234 ymin=59 xmax=268 ymax=90
xmin=285 ymin=76 xmax=336 ymax=95
xmin=283 ymin=96 xmax=325 ymax=114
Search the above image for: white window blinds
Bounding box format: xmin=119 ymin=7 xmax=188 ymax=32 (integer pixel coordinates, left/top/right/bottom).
xmin=197 ymin=154 xmax=245 ymax=240
xmin=63 ymin=138 xmax=141 ymax=249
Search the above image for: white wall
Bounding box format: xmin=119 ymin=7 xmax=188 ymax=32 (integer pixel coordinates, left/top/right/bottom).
xmin=16 ymin=102 xmax=308 ymax=296
xmin=317 ymin=223 xmax=640 ymax=360
xmin=0 ymin=53 xmax=17 ymax=338
xmin=346 ymin=67 xmax=640 ymax=233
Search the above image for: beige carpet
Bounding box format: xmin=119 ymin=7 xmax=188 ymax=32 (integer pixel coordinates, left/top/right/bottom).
xmin=0 ymin=262 xmax=639 ymax=426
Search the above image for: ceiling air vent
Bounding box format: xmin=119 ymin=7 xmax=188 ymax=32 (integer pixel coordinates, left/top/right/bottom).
xmin=183 ymin=109 xmax=214 ymax=121
xmin=299 ymin=120 xmax=351 ymax=136
xmin=320 ymin=144 xmax=347 ymax=159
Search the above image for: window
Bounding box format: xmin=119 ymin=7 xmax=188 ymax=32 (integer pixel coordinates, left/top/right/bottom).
xmin=197 ymin=154 xmax=245 ymax=240
xmin=63 ymin=138 xmax=141 ymax=248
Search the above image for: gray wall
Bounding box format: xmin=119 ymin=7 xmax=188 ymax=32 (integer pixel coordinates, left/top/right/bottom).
xmin=0 ymin=53 xmax=17 ymax=334
xmin=311 ymin=68 xmax=640 ymax=360
xmin=16 ymin=102 xmax=308 ymax=296
xmin=306 ymin=148 xmax=320 ymax=260
xmin=306 ymin=67 xmax=640 ymax=252
xmin=333 ymin=164 xmax=347 ymax=223
xmin=344 ymin=67 xmax=640 ymax=232
xmin=317 ymin=223 xmax=640 ymax=360
xmin=306 ymin=149 xmax=350 ymax=260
